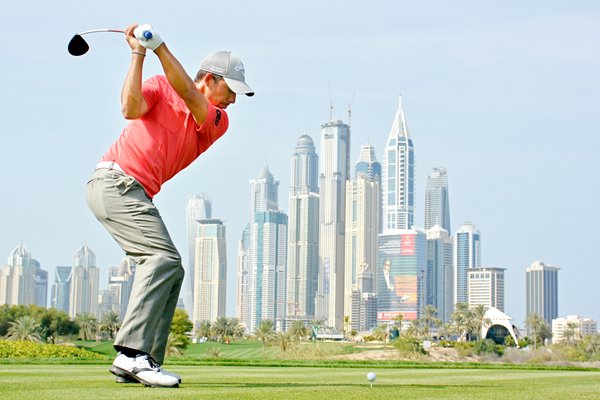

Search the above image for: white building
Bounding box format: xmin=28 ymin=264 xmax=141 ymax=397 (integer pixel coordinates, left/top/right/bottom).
xmin=468 ymin=267 xmax=505 ymax=312
xmin=552 ymin=315 xmax=598 ymax=344
xmin=193 ymin=219 xmax=227 ymax=331
xmin=454 ymin=222 xmax=481 ymax=305
xmin=316 ymin=118 xmax=350 ymax=330
xmin=0 ymin=245 xmax=42 ymax=307
xmin=69 ymin=244 xmax=99 ymax=318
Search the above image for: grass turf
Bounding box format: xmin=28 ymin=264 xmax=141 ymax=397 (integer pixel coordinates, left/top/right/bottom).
xmin=0 ymin=364 xmax=598 ymax=400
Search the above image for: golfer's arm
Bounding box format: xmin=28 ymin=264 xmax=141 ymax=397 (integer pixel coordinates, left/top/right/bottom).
xmin=121 ymin=53 xmax=149 ymax=119
xmin=153 ymin=44 xmax=208 ymax=125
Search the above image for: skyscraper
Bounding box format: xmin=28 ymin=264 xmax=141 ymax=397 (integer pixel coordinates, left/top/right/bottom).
xmin=425 ymin=225 xmax=453 ymax=323
xmin=51 ymin=266 xmax=72 ymax=313
xmin=185 ymin=193 xmax=212 ymax=318
xmin=454 ymin=222 xmax=481 ymax=306
xmin=236 ymin=223 xmax=251 ymax=331
xmin=69 ymin=244 xmax=99 ymax=318
xmin=468 ymin=267 xmax=505 ymax=311
xmin=316 ymin=118 xmax=350 ymax=330
xmin=107 ymin=258 xmax=136 ymax=321
xmin=526 ymin=260 xmax=559 ymax=327
xmin=193 ymin=219 xmax=227 ymax=330
xmin=31 ymin=259 xmax=48 ymax=308
xmin=344 ymin=143 xmax=380 ymax=323
xmin=0 ymin=245 xmax=42 ymax=307
xmin=247 ymin=167 xmax=287 ymax=332
xmin=424 ymin=167 xmax=451 ymax=233
xmin=286 ymin=134 xmax=319 ymax=325
xmin=382 ymin=97 xmax=414 ymax=232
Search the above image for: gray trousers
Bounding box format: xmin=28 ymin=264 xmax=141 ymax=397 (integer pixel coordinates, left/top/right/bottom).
xmin=86 ymin=168 xmax=184 ymax=364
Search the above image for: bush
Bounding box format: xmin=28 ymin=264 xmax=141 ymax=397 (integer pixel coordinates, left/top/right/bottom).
xmin=0 ymin=340 xmax=104 ymax=359
xmin=473 ymin=339 xmax=504 ymax=356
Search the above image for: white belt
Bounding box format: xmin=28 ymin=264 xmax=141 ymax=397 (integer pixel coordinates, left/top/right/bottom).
xmin=96 ymin=161 xmax=124 ymax=173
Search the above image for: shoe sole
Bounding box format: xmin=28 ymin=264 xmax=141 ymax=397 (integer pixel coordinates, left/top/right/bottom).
xmin=109 ymin=365 xmax=179 ymax=388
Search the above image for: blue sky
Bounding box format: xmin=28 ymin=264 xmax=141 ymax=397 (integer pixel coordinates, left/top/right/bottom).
xmin=0 ymin=1 xmax=598 ymax=326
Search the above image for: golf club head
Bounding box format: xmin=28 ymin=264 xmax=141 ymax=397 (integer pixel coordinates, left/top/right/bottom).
xmin=68 ymin=34 xmax=89 ymax=56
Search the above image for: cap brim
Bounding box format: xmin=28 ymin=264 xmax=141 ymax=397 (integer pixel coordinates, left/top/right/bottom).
xmin=224 ymin=77 xmax=254 ymax=97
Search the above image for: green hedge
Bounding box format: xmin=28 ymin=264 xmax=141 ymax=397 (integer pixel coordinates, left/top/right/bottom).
xmin=0 ymin=340 xmax=104 ymax=359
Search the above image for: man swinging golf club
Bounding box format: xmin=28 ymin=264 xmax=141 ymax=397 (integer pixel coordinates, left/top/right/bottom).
xmin=86 ymin=23 xmax=253 ymax=388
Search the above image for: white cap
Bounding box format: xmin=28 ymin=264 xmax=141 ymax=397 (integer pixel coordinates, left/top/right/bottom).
xmin=200 ymin=51 xmax=254 ymax=96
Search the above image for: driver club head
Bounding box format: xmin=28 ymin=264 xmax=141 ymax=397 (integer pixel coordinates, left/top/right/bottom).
xmin=68 ymin=34 xmax=89 ymax=56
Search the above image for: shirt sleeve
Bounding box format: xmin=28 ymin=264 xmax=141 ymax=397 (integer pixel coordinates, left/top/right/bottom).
xmin=141 ymin=75 xmax=163 ymax=111
xmin=197 ymin=102 xmax=229 ymax=148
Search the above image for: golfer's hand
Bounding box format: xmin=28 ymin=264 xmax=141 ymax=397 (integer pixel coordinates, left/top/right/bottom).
xmin=125 ymin=24 xmax=146 ymax=54
xmin=134 ymin=24 xmax=164 ymax=51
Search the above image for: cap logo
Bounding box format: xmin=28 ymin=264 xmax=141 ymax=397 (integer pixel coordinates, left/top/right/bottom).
xmin=208 ymin=65 xmax=226 ymax=74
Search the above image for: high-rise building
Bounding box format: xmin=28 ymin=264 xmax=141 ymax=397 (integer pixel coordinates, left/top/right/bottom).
xmin=425 ymin=225 xmax=453 ymax=323
xmin=382 ymin=97 xmax=415 ymax=232
xmin=526 ymin=260 xmax=559 ymax=327
xmin=185 ymin=193 xmax=212 ymax=319
xmin=236 ymin=223 xmax=251 ymax=331
xmin=316 ymin=118 xmax=350 ymax=330
xmin=454 ymin=222 xmax=481 ymax=306
xmin=31 ymin=259 xmax=48 ymax=308
xmin=344 ymin=143 xmax=380 ymax=324
xmin=51 ymin=266 xmax=72 ymax=313
xmin=424 ymin=167 xmax=451 ymax=233
xmin=193 ymin=219 xmax=227 ymax=331
xmin=468 ymin=267 xmax=505 ymax=312
xmin=350 ymin=262 xmax=378 ymax=332
xmin=377 ymin=229 xmax=426 ymax=323
xmin=251 ymin=210 xmax=288 ymax=332
xmin=69 ymin=244 xmax=99 ymax=318
xmin=247 ymin=167 xmax=287 ymax=332
xmin=99 ymin=258 xmax=136 ymax=321
xmin=286 ymin=134 xmax=319 ymax=325
xmin=0 ymin=245 xmax=45 ymax=307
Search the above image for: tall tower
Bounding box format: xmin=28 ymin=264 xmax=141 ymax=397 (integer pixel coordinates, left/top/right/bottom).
xmin=236 ymin=223 xmax=251 ymax=331
xmin=316 ymin=118 xmax=350 ymax=330
xmin=193 ymin=219 xmax=227 ymax=330
xmin=382 ymin=96 xmax=415 ymax=232
xmin=453 ymin=222 xmax=481 ymax=306
xmin=0 ymin=245 xmax=38 ymax=306
xmin=526 ymin=260 xmax=559 ymax=327
xmin=344 ymin=143 xmax=380 ymax=324
xmin=70 ymin=244 xmax=99 ymax=318
xmin=51 ymin=266 xmax=72 ymax=313
xmin=185 ymin=193 xmax=212 ymax=319
xmin=248 ymin=167 xmax=287 ymax=332
xmin=426 ymin=225 xmax=453 ymax=323
xmin=424 ymin=167 xmax=451 ymax=233
xmin=286 ymin=134 xmax=319 ymax=325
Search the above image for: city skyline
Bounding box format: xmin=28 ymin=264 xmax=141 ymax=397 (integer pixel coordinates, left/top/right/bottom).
xmin=1 ymin=2 xmax=599 ymax=328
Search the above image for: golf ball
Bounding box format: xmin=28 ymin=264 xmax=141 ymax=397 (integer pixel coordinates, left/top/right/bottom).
xmin=367 ymin=372 xmax=376 ymax=382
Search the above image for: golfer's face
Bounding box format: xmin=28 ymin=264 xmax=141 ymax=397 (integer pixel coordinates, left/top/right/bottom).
xmin=208 ymin=77 xmax=236 ymax=109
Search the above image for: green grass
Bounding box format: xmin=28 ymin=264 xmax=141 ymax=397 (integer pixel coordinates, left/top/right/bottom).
xmin=0 ymin=364 xmax=598 ymax=399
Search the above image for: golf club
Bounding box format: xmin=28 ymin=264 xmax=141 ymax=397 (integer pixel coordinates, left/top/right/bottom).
xmin=67 ymin=29 xmax=153 ymax=56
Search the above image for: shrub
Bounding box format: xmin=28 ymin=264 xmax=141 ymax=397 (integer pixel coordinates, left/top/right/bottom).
xmin=473 ymin=339 xmax=504 ymax=356
xmin=392 ymin=337 xmax=427 ymax=360
xmin=0 ymin=340 xmax=103 ymax=359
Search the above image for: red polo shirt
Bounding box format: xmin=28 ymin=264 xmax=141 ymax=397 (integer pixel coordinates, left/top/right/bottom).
xmin=101 ymin=75 xmax=229 ymax=198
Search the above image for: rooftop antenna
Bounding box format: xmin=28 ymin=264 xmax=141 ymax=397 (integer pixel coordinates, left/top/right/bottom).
xmin=347 ymin=92 xmax=355 ymax=128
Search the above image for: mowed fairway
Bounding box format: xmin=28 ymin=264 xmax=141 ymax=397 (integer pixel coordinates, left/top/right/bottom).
xmin=0 ymin=365 xmax=598 ymax=400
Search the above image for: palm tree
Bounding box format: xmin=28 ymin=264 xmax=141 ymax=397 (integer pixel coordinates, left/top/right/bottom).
xmin=5 ymin=315 xmax=42 ymax=342
xmin=469 ymin=305 xmax=490 ymax=341
xmin=254 ymin=319 xmax=275 ymax=357
xmin=228 ymin=318 xmax=246 ymax=340
xmin=100 ymin=310 xmax=120 ymax=340
xmin=75 ymin=313 xmax=98 ymax=341
xmin=451 ymin=303 xmax=471 ymax=341
xmin=212 ymin=316 xmax=230 ymax=343
xmin=392 ymin=313 xmax=404 ymax=337
xmin=197 ymin=320 xmax=212 ymax=340
xmin=405 ymin=320 xmax=423 ymax=338
xmin=288 ymin=320 xmax=307 ymax=341
xmin=275 ymin=331 xmax=293 ymax=352
xmin=525 ymin=313 xmax=551 ymax=349
xmin=420 ymin=305 xmax=441 ymax=339
xmin=165 ymin=332 xmax=185 ymax=357
xmin=372 ymin=324 xmax=389 ymax=342
xmin=562 ymin=322 xmax=579 ymax=346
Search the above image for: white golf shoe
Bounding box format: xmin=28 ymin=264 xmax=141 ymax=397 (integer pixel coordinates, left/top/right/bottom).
xmin=110 ymin=353 xmax=180 ymax=388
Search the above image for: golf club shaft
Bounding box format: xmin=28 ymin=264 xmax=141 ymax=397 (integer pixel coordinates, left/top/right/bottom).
xmin=78 ymin=29 xmax=124 ymax=36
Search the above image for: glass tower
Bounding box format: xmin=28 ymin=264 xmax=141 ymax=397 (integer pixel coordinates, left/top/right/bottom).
xmin=453 ymin=222 xmax=481 ymax=306
xmin=424 ymin=167 xmax=451 ymax=234
xmin=286 ymin=134 xmax=319 ymax=324
xmin=526 ymin=260 xmax=559 ymax=327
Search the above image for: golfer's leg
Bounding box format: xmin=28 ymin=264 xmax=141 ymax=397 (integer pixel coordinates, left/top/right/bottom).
xmin=151 ymin=271 xmax=183 ymax=364
xmin=87 ymin=169 xmax=184 ymax=358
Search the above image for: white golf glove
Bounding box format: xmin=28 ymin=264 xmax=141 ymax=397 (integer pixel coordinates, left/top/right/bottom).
xmin=134 ymin=24 xmax=164 ymax=51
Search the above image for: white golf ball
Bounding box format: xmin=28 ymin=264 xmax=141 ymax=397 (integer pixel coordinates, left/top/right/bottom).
xmin=367 ymin=372 xmax=376 ymax=382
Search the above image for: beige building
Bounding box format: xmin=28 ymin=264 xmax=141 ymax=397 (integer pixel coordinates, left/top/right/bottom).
xmin=552 ymin=315 xmax=598 ymax=344
xmin=69 ymin=244 xmax=99 ymax=318
xmin=468 ymin=267 xmax=505 ymax=312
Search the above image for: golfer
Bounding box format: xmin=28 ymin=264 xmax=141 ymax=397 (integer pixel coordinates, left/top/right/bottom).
xmin=86 ymin=23 xmax=253 ymax=388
